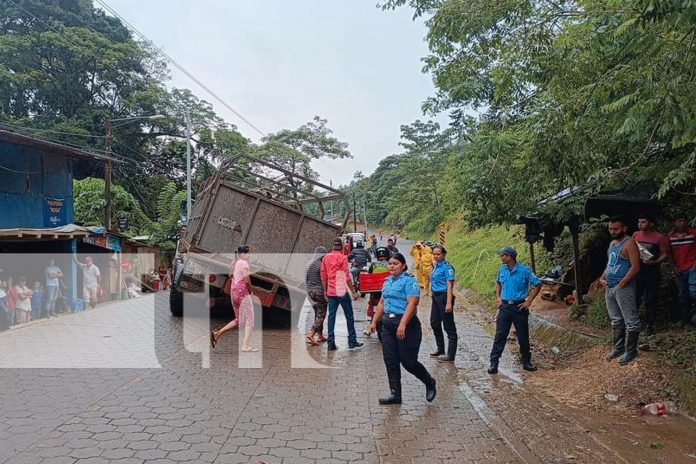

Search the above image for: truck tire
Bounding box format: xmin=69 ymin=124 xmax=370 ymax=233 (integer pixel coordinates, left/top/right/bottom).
xmin=170 ymin=285 xmax=183 ymax=317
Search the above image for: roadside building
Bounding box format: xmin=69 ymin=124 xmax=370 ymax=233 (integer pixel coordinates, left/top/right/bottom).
xmin=0 ymin=129 xmax=113 ymax=307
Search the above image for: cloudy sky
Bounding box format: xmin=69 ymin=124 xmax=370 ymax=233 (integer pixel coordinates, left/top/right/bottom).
xmin=105 ymin=0 xmax=443 ymax=186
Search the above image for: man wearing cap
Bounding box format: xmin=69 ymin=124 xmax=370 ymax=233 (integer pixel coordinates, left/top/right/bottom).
xmin=321 ymin=238 xmax=364 ymax=351
xmin=488 ymin=246 xmax=542 ymax=374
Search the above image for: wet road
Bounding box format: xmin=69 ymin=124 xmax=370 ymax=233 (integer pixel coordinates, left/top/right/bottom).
xmin=0 ymin=243 xmax=695 ymax=463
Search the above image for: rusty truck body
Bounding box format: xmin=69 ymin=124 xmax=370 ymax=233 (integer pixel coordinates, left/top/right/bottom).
xmin=169 ymin=154 xmax=347 ymax=317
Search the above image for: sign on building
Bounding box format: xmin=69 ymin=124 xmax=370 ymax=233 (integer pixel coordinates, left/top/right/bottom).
xmin=44 ymin=197 xmax=67 ymax=227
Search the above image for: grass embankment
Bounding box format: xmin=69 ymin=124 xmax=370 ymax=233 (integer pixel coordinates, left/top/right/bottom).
xmin=431 ymin=221 xmax=696 ymax=415
xmin=434 ymin=220 xmax=696 ymax=416
xmin=436 ymin=222 xmax=532 ymax=305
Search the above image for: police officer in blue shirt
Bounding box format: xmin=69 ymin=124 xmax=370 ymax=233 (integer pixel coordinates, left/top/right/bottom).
xmin=488 ymin=246 xmax=542 ymax=374
xmin=368 ymin=253 xmax=436 ymax=405
xmin=429 ymin=245 xmax=459 ymax=362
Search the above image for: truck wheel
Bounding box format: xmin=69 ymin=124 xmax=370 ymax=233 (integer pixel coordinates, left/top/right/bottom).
xmin=170 ymin=285 xmax=183 ymax=317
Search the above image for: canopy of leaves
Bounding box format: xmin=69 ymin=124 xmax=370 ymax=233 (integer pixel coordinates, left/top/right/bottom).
xmin=374 ymin=0 xmax=696 ymax=227
xmin=1 ymin=1 xmax=350 ymax=243
xmin=73 ymin=177 xmax=151 ymax=233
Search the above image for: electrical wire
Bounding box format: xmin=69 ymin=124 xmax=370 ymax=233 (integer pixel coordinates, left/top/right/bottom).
xmin=8 ymin=0 xmax=266 ymax=141
xmin=94 ymin=0 xmax=268 ymax=139
xmin=0 ymin=121 xmax=105 ymax=139
xmin=0 ymin=164 xmax=66 ymax=174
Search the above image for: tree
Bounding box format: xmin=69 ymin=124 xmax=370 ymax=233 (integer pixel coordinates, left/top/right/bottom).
xmin=255 ymin=116 xmax=351 ymax=201
xmin=73 ymin=177 xmax=151 ymax=233
xmin=380 ymin=0 xmax=696 ymax=225
xmin=147 ymin=182 xmax=187 ymax=251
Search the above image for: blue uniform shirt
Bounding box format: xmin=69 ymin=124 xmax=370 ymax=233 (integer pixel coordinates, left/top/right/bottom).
xmin=496 ymin=263 xmax=541 ymax=301
xmin=430 ymin=260 xmax=455 ymax=293
xmin=382 ymin=273 xmax=420 ymax=315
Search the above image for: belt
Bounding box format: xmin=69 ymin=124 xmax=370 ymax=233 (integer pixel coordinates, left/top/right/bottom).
xmin=385 ymin=313 xmax=403 ymax=319
xmin=432 ymin=291 xmax=447 ymax=295
xmin=504 ymin=300 xmax=526 ymax=305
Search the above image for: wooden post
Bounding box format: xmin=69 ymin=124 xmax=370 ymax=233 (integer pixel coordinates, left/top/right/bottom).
xmin=571 ymin=230 xmax=582 ymax=298
xmin=529 ymin=242 xmax=536 ymax=274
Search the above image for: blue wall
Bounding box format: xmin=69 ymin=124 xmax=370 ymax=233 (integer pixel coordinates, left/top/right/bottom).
xmin=0 ymin=140 xmax=74 ymax=228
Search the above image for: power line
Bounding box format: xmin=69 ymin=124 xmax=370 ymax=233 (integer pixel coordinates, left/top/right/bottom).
xmin=0 ymin=121 xmax=105 ymax=139
xmin=94 ymin=0 xmax=268 ymax=139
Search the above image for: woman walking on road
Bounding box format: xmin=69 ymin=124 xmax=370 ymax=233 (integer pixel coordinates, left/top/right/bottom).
xmin=368 ymin=253 xmax=436 ymax=405
xmin=211 ymin=245 xmax=257 ymax=352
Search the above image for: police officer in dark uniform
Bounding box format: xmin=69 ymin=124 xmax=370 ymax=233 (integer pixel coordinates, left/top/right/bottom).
xmin=488 ymin=246 xmax=542 ymax=374
xmin=429 ymin=245 xmax=458 ymax=362
xmin=368 ymin=253 xmax=437 ymax=405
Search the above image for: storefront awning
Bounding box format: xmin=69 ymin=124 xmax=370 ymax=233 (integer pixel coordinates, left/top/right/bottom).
xmin=0 ymin=224 xmax=92 ymax=240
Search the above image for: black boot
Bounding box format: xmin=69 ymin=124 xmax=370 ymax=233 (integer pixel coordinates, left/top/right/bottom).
xmin=379 ymin=390 xmax=402 ymax=404
xmin=619 ymin=331 xmax=639 ymax=365
xmin=521 ymin=358 xmax=537 ymax=372
xmin=487 ymin=360 xmax=498 ymax=374
xmin=438 ymin=339 xmax=457 ymax=362
xmin=430 ymin=335 xmax=445 ymax=357
xmin=425 ymin=376 xmax=437 ymax=402
xmin=379 ymin=372 xmax=402 ymax=405
xmin=606 ymin=328 xmax=625 ymax=360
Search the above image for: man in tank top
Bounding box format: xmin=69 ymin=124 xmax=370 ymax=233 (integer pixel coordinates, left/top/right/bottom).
xmin=600 ymin=216 xmax=641 ymax=365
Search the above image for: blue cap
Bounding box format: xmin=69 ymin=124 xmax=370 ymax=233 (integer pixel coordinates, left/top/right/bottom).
xmin=496 ymin=246 xmax=517 ymax=258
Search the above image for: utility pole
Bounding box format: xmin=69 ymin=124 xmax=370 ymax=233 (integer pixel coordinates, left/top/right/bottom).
xmin=104 ymin=117 xmax=112 ymax=231
xmin=329 ymin=179 xmax=333 ymax=221
xmin=184 ymin=110 xmax=192 ymax=222
xmin=353 ymin=194 xmax=357 ymax=232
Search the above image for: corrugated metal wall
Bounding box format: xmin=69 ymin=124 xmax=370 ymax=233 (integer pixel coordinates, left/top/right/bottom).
xmin=0 ymin=140 xmax=74 ymax=228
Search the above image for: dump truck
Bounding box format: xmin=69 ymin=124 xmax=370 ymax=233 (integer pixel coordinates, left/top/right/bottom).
xmin=169 ymin=153 xmax=348 ymax=317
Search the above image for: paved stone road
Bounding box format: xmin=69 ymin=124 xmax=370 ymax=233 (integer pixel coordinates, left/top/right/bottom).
xmin=0 ymin=288 xmax=522 ymax=464
xmin=1 ymin=285 xmax=694 ymax=463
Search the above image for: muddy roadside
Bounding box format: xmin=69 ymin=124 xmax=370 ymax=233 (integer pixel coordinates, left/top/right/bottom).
xmin=441 ymin=288 xmax=696 ymax=464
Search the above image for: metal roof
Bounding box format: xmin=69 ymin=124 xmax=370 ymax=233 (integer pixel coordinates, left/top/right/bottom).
xmin=0 ymin=128 xmax=119 ymax=163
xmin=0 ymin=224 xmax=92 ymax=240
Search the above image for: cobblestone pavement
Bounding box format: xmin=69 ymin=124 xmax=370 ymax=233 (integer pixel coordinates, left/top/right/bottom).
xmin=1 ymin=288 xmax=694 ymax=464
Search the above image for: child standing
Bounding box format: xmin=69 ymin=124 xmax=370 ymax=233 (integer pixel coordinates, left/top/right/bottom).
xmin=31 ymin=281 xmax=44 ymax=320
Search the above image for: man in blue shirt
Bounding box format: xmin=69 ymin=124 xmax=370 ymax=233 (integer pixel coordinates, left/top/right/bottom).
xmin=488 ymin=246 xmax=542 ymax=374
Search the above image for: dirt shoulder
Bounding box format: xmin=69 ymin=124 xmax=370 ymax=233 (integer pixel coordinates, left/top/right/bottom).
xmin=452 ymin=287 xmax=696 ymax=464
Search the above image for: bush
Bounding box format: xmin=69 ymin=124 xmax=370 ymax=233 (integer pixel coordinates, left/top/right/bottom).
xmin=582 ymin=295 xmax=610 ymax=329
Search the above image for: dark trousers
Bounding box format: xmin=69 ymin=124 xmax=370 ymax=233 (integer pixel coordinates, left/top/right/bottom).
xmin=635 ymin=275 xmax=659 ymax=326
xmin=675 ymin=269 xmax=696 ymax=324
xmin=490 ymin=302 xmax=531 ymax=363
xmin=327 ymin=293 xmax=358 ymax=345
xmin=430 ymin=292 xmax=458 ymax=350
xmin=381 ymin=315 xmax=432 ymax=395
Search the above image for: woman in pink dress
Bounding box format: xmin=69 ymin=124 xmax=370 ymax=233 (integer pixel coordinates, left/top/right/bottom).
xmin=211 ymin=245 xmax=257 ymax=352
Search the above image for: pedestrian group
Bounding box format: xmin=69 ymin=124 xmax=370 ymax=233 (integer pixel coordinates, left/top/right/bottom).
xmin=205 ymin=212 xmax=696 ymax=405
